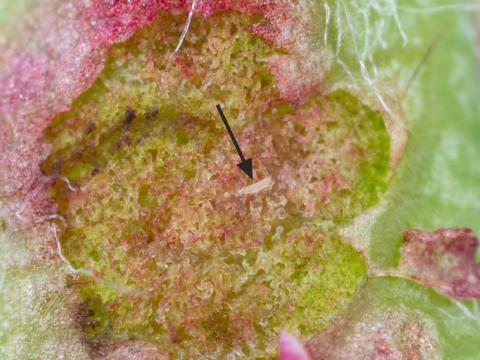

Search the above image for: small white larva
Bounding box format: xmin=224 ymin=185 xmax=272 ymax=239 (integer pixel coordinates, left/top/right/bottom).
xmin=237 ymin=176 xmax=273 ymax=195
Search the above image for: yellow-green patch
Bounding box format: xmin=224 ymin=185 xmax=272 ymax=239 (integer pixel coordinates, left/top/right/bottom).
xmin=42 ymin=10 xmax=389 ymax=359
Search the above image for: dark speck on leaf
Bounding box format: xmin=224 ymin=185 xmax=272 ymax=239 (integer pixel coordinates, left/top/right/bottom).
xmin=145 ymin=108 xmax=159 ymax=121
xmin=86 ymin=122 xmax=96 ymax=134
xmin=124 ymin=107 xmax=136 ymax=129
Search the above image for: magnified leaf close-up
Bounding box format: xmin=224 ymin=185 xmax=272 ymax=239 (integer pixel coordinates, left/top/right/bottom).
xmin=0 ymin=1 xmax=479 ymax=359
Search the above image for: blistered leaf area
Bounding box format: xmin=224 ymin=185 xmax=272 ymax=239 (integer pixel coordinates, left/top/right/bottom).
xmin=41 ymin=9 xmax=388 ymax=358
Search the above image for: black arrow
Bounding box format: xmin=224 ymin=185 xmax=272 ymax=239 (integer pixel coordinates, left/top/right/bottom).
xmin=216 ymin=104 xmax=253 ymax=179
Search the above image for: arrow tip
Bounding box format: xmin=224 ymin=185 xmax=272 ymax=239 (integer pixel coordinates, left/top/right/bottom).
xmin=237 ymin=158 xmax=253 ymax=179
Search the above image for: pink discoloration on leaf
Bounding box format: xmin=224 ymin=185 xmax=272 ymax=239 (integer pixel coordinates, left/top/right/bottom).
xmin=0 ymin=0 xmax=181 ymax=218
xmin=0 ymin=117 xmax=13 ymax=154
xmin=306 ymin=308 xmax=437 ymax=360
xmin=267 ymin=54 xmax=324 ymax=104
xmin=0 ymin=0 xmax=322 ymax=220
xmin=197 ymin=0 xmax=328 ymax=104
xmin=89 ymin=0 xmax=188 ymax=45
xmin=97 ymin=340 xmax=168 ymax=360
xmin=400 ymin=228 xmax=480 ymax=299
xmin=279 ymin=331 xmax=311 ymax=360
xmin=0 ymin=53 xmax=50 ymax=113
xmin=197 ymin=0 xmax=273 ymax=17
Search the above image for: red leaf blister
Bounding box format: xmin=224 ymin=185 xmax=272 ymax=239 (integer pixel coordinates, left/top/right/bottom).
xmin=400 ymin=228 xmax=480 ymax=299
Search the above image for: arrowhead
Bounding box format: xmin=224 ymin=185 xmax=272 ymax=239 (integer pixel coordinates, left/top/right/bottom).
xmin=237 ymin=158 xmax=253 ymax=179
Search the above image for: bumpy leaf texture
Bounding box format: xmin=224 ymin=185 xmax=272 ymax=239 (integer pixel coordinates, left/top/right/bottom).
xmin=0 ymin=0 xmax=479 ymax=359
